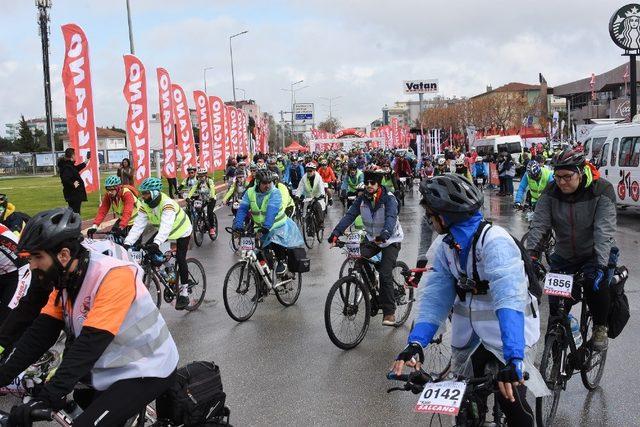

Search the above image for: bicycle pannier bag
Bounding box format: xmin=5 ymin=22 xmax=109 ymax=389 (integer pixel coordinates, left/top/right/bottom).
xmin=288 ymin=247 xmax=310 ymax=273
xmin=608 ymin=266 xmax=630 ymax=339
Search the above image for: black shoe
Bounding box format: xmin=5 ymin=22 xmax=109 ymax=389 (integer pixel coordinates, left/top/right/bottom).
xmin=175 ymin=295 xmax=189 ymax=310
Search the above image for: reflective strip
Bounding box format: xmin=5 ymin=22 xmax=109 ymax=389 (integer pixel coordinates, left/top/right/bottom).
xmin=103 ymin=324 xmax=171 ymax=368
xmin=170 ymin=210 xmax=188 ymax=236
xmin=116 ymin=308 xmax=161 ymax=342
xmin=453 ymin=304 xmax=534 ymax=320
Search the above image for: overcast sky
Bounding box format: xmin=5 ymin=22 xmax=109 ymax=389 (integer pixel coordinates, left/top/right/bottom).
xmin=0 ymin=0 xmax=632 ymax=135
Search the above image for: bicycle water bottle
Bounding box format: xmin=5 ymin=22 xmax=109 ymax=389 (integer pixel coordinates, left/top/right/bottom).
xmin=607 ymin=246 xmax=619 ymax=286
xmin=259 ymin=259 xmax=271 ymax=276
xmin=568 ymin=314 xmax=582 ymax=347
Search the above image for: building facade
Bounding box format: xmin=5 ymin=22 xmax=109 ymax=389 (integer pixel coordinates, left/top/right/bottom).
xmin=60 ymin=127 xmax=127 ymax=151
xmin=5 ymin=117 xmax=67 ymax=140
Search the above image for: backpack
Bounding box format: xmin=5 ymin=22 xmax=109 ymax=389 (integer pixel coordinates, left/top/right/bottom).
xmin=608 ymin=266 xmax=630 ymax=339
xmin=471 ymin=220 xmax=543 ymax=303
xmin=122 ymin=184 xmax=140 ymax=197
xmin=157 ymin=361 xmax=229 ymax=426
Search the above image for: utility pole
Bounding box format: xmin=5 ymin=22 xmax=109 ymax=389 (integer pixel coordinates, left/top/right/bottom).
xmin=229 ymin=30 xmax=248 ymax=105
xmin=126 ymin=0 xmax=135 ymax=54
xmin=36 ymin=0 xmax=56 ymax=174
xmin=319 ymin=96 xmax=342 ymax=121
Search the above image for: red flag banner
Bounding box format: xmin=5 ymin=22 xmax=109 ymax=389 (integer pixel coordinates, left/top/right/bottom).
xmin=193 ymin=90 xmax=213 ymax=173
xmin=171 ymin=83 xmax=197 ymax=176
xmin=228 ymin=106 xmax=239 ymax=157
xmin=156 ymin=68 xmax=176 ymax=179
xmin=239 ymin=110 xmax=249 ymax=155
xmin=61 ymin=24 xmax=99 ymax=193
xmin=224 ymin=105 xmax=233 ymax=158
xmin=122 ymin=54 xmax=150 ymax=184
xmin=209 ymin=96 xmax=227 ymax=171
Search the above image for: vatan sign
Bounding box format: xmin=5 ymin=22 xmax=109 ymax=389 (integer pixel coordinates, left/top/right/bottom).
xmin=294 ymin=103 xmax=314 ymax=124
xmin=403 ymin=79 xmax=439 ymax=94
xmin=610 ymin=4 xmax=640 ymax=51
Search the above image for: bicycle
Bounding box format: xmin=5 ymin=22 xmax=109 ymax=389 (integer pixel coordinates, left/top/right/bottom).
xmin=222 ymin=228 xmax=303 ymax=322
xmin=535 ymin=267 xmax=612 ymax=427
xmin=519 ymin=208 xmax=555 ymax=266
xmin=187 ymin=191 xmax=218 ymax=247
xmin=323 ymin=234 xmax=412 ymax=349
xmin=296 ymin=196 xmax=324 ymax=249
xmin=139 ymin=246 xmax=207 ymax=311
xmin=397 ymin=177 xmax=407 ymax=206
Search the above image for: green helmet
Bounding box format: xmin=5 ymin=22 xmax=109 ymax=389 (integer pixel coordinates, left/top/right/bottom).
xmin=139 ymin=177 xmax=163 ymax=192
xmin=105 ymin=176 xmax=122 ymax=187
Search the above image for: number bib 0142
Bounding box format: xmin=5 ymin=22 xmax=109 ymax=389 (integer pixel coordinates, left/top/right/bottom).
xmin=240 ymin=237 xmax=255 ymax=252
xmin=415 ymin=380 xmax=466 ymax=415
xmin=543 ymin=272 xmax=573 ymax=298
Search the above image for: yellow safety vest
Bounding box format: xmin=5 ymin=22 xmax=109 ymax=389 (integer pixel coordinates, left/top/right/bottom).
xmin=246 ymin=187 xmax=287 ymax=231
xmin=141 ymin=193 xmax=191 ymax=240
xmin=110 ymin=187 xmax=139 ymax=226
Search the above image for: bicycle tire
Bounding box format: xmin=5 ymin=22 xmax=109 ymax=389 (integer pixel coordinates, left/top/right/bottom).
xmin=324 ymin=275 xmax=371 ymax=350
xmin=392 ymin=261 xmax=413 ymax=326
xmin=274 ymin=270 xmax=302 ymax=307
xmin=536 ymin=332 xmax=564 ymax=427
xmin=184 ymin=258 xmax=207 ymax=311
xmin=192 ymin=212 xmax=204 ymax=247
xmin=579 ymin=307 xmax=608 ymax=390
xmin=339 ymin=257 xmax=356 ymax=278
xmin=223 ymin=261 xmax=260 ymax=322
xmin=143 ymin=272 xmax=162 ymax=309
xmin=209 ymin=212 xmax=219 ymax=241
xmin=303 ymin=214 xmax=316 ymax=249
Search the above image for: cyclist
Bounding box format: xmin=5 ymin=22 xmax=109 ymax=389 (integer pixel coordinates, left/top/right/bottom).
xmin=0 ymin=195 xmax=29 ymax=237
xmin=124 ymin=177 xmax=193 ymax=310
xmin=318 ymin=158 xmax=337 ymax=206
xmin=392 ymin=175 xmax=544 ymax=427
xmin=434 ymin=157 xmax=448 ymax=176
xmin=295 ymin=162 xmax=326 ymax=233
xmin=0 ymin=223 xmax=28 ymax=325
xmin=187 ymin=167 xmax=218 ymax=238
xmin=514 ymin=160 xmax=553 ymax=209
xmin=340 ymin=160 xmax=364 ymax=204
xmin=329 ymin=168 xmax=403 ymax=326
xmin=223 ymin=169 xmax=248 ymax=209
xmin=178 ymin=166 xmax=198 ymax=197
xmin=87 ymin=176 xmax=139 ymax=240
xmin=454 ymin=156 xmax=472 ymax=181
xmin=472 ymin=156 xmax=487 ymax=188
xmin=526 ymin=148 xmax=616 ymax=350
xmin=233 ymin=170 xmax=303 ymax=276
xmin=1 ymin=208 xmax=178 ymax=426
xmin=393 ymin=151 xmax=412 ymax=178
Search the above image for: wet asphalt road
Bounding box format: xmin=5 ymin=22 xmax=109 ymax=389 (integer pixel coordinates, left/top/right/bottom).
xmin=3 ymin=183 xmax=640 ymax=426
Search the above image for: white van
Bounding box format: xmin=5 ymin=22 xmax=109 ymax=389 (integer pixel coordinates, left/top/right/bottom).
xmin=597 ymin=123 xmax=640 ymax=208
xmin=473 ymin=135 xmax=524 ymax=164
xmin=583 ymin=124 xmax=615 ymax=162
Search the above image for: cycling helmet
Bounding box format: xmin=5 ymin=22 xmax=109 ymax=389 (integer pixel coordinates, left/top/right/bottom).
xmin=105 ymin=175 xmax=121 ymax=188
xmin=552 ymin=147 xmax=585 ymax=170
xmin=139 ymin=177 xmax=163 ymax=192
xmin=475 ymin=156 xmax=483 ymax=162
xmin=527 ymin=160 xmax=542 ymax=180
xmin=271 ymin=171 xmax=281 ymax=182
xmin=187 ymin=166 xmax=197 ymax=173
xmin=197 ymin=167 xmax=208 ymax=175
xmin=437 ymin=157 xmax=446 ymax=166
xmin=17 ymin=208 xmax=82 ymax=254
xmin=319 ymin=159 xmax=328 ymax=166
xmin=419 ymin=175 xmax=483 ymax=223
xmin=237 ymin=161 xmax=246 ymax=168
xmin=235 ymin=169 xmax=246 ymax=178
xmin=254 ymin=169 xmax=274 ymax=186
xmin=267 ymin=156 xmax=277 ymax=165
xmin=348 ymin=160 xmax=358 ymax=170
xmin=455 ymin=157 xmax=465 ymax=166
xmin=249 ymin=162 xmax=257 ymax=171
xmin=305 ymin=162 xmax=317 ymax=170
xmin=363 ymin=169 xmax=383 ymax=184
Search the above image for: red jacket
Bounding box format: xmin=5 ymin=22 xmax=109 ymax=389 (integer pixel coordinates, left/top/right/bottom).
xmin=93 ymin=187 xmax=137 ymax=226
xmin=318 ymin=166 xmax=336 ymax=183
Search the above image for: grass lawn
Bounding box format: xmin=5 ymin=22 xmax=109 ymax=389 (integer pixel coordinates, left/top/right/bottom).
xmin=0 ymin=170 xmax=224 ymax=220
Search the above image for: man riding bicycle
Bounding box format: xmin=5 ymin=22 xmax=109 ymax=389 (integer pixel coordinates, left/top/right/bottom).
xmin=87 ymin=175 xmax=139 ymax=240
xmin=514 ymin=160 xmax=553 ymax=209
xmin=233 ymin=170 xmax=304 ymax=276
xmin=0 ymin=208 xmax=178 ymax=426
xmin=178 ymin=166 xmax=198 ymax=196
xmin=295 ymin=163 xmax=326 ymax=233
xmin=187 ymin=167 xmax=218 ymax=238
xmin=392 ymin=175 xmax=545 ymax=427
xmin=329 ymin=168 xmax=402 ymax=326
xmin=318 ymin=158 xmax=337 ymax=206
xmin=340 ymin=160 xmax=364 ymax=205
xmin=124 ymin=177 xmax=193 ymax=310
xmin=526 ymin=148 xmax=616 ymax=350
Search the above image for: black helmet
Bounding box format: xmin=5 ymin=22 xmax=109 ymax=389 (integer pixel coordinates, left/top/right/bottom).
xmin=254 ymin=169 xmax=274 ymax=186
xmin=17 ymin=208 xmax=82 ymax=254
xmin=551 ymin=147 xmax=585 ymax=169
xmin=419 ymin=175 xmax=483 ymax=223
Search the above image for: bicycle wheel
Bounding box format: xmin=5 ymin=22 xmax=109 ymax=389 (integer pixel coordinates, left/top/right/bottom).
xmin=324 ymin=276 xmax=371 ymax=350
xmin=231 ymin=231 xmax=241 ymax=252
xmin=184 ymin=258 xmax=207 ymax=311
xmin=303 ymin=214 xmax=316 ymax=249
xmin=536 ymin=333 xmax=564 ymax=427
xmin=316 ymin=219 xmax=325 ymax=243
xmin=391 ymin=261 xmax=413 ymax=326
xmin=143 ymin=272 xmax=162 ymax=309
xmin=423 ymin=319 xmax=452 ymax=379
xmin=580 ymin=308 xmax=608 ymax=390
xmin=209 ymin=212 xmax=219 ymax=241
xmin=192 ymin=212 xmax=204 ymax=247
xmin=339 ymin=257 xmax=356 ymax=278
xmin=223 ymin=261 xmax=260 ymax=322
xmin=274 ymin=270 xmax=302 ymax=306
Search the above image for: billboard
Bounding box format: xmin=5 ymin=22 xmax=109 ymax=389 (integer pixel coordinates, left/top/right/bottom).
xmin=294 ymin=103 xmax=314 ymax=125
xmin=403 ymin=79 xmax=439 ymax=94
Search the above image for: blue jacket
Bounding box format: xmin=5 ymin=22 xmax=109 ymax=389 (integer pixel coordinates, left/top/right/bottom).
xmin=284 ymin=164 xmax=304 ymax=189
xmin=234 ymin=186 xmax=282 ymax=230
xmin=473 ymin=162 xmax=487 ymax=178
xmin=332 ymin=188 xmax=398 ymax=241
xmin=515 ymin=172 xmax=554 ymax=204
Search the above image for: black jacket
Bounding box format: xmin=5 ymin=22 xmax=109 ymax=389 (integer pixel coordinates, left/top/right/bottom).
xmin=58 ymin=158 xmax=87 ymax=202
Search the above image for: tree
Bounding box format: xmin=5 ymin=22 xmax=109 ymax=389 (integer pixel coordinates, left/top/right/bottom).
xmin=0 ymin=137 xmax=15 ymax=152
xmin=16 ymin=115 xmax=39 ymax=153
xmin=109 ymin=125 xmax=126 ymax=133
xmin=318 ymin=117 xmax=342 ymax=134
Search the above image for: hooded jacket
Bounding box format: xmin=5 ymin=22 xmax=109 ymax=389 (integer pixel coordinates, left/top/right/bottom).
xmin=57 ymin=157 xmax=87 ymax=202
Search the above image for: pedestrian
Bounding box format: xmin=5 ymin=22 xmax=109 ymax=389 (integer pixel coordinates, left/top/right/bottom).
xmin=166 ymin=175 xmax=178 ymax=199
xmin=57 ymin=147 xmax=88 ymax=214
xmin=117 ymin=158 xmax=134 ymax=185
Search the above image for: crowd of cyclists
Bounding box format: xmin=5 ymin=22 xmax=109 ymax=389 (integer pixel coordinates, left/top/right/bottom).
xmin=0 ymin=136 xmax=622 ymax=425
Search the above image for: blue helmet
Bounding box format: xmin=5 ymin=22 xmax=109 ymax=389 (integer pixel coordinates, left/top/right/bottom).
xmin=105 ymin=175 xmax=121 ymax=188
xmin=139 ymin=177 xmax=163 ymax=192
xmin=527 ymin=160 xmax=542 ymax=180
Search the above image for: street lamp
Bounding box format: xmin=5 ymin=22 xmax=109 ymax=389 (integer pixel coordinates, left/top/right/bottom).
xmin=36 ymin=0 xmax=56 ymax=174
xmin=229 ymin=30 xmax=248 ymax=105
xmin=235 ymin=87 xmax=246 ymax=100
xmin=203 ymin=66 xmax=214 ymax=93
xmin=319 ymin=95 xmax=342 ymax=120
xmin=126 ymin=0 xmax=135 ymax=54
xmin=281 ymin=81 xmax=308 ymax=138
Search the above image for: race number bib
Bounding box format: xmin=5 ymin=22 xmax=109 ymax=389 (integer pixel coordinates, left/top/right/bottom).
xmin=193 ymin=200 xmax=203 ymax=208
xmin=240 ymin=237 xmax=255 ymax=252
xmin=128 ymin=249 xmax=143 ymax=264
xmin=346 ymin=233 xmax=361 ymax=258
xmin=415 ymin=380 xmax=466 ymax=415
xmin=543 ymin=272 xmax=573 ymax=298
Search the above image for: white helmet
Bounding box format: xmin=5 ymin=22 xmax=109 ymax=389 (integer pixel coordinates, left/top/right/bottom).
xmin=437 ymin=157 xmax=446 ymax=166
xmin=475 ymin=156 xmax=483 ymax=162
xmin=455 ymin=157 xmax=464 ymax=166
xmin=305 ymin=162 xmax=317 ymax=170
xmin=197 ymin=167 xmax=208 ymax=175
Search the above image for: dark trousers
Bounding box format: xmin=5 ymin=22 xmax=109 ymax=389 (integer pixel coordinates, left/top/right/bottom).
xmin=67 ymin=199 xmax=82 ymax=214
xmin=167 ymin=177 xmax=178 ymax=199
xmin=206 ymin=199 xmax=216 ymax=229
xmin=498 ymin=177 xmax=505 ymax=194
xmin=73 ymin=370 xmax=176 ymax=427
xmin=504 ymin=176 xmax=514 ymax=195
xmin=175 ymin=236 xmax=190 ymax=285
xmin=470 ymin=345 xmax=534 ymax=427
xmin=359 ymin=240 xmax=401 ymax=315
xmin=548 ymin=253 xmax=610 ymax=326
xmin=0 ymin=270 xmax=19 ymax=325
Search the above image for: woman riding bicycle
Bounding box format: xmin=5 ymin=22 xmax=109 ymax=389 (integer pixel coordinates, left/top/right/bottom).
xmin=87 ymin=176 xmax=139 ymax=240
xmin=186 ymin=168 xmax=218 ymax=238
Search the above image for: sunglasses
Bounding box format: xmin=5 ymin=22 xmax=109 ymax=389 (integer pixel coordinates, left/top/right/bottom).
xmin=106 ymin=187 xmax=117 ymax=192
xmin=364 ymin=180 xmax=378 ymax=185
xmin=554 ymin=172 xmax=576 ymax=182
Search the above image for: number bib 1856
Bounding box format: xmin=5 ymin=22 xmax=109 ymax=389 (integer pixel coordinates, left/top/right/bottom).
xmin=543 ymin=272 xmax=573 ymax=298
xmin=415 ymin=380 xmax=466 ymax=415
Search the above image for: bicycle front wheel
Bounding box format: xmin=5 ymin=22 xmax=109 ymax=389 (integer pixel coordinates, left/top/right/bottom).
xmin=536 ymin=333 xmax=564 ymax=427
xmin=209 ymin=212 xmax=219 ymax=241
xmin=143 ymin=271 xmax=162 ymax=309
xmin=184 ymin=258 xmax=207 ymax=311
xmin=303 ymin=215 xmax=316 ymax=249
xmin=223 ymin=261 xmax=259 ymax=322
xmin=391 ymin=261 xmax=413 ymax=326
xmin=339 ymin=257 xmax=356 ymax=278
xmin=324 ymin=276 xmax=370 ymax=350
xmin=274 ymin=270 xmax=302 ymax=306
xmin=580 ymin=308 xmax=608 ymax=390
xmin=192 ymin=213 xmax=204 ymax=247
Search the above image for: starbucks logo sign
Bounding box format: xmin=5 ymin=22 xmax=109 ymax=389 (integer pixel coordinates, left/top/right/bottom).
xmin=610 ymin=4 xmax=640 ymax=51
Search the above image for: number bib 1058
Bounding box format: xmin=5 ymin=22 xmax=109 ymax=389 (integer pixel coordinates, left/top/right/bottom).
xmin=240 ymin=237 xmax=255 ymax=252
xmin=543 ymin=272 xmax=573 ymax=298
xmin=415 ymin=380 xmax=466 ymax=415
